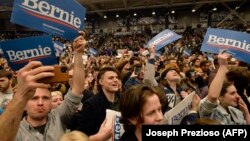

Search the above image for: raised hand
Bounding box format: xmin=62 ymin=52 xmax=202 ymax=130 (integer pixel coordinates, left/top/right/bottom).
xmin=73 ymin=31 xmax=87 ymax=53
xmin=16 ymin=61 xmax=54 ymax=100
xmin=218 ymin=50 xmax=231 ymax=66
xmin=149 ymin=45 xmax=156 ymax=59
xmin=180 ymin=91 xmax=189 ymax=99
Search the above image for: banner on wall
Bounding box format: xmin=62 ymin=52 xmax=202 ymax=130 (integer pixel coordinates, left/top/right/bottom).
xmin=200 ymin=28 xmax=250 ymax=63
xmin=11 ymin=0 xmax=86 ymax=40
xmin=0 ymin=35 xmax=57 ymax=71
xmin=145 ymin=29 xmax=182 ymax=50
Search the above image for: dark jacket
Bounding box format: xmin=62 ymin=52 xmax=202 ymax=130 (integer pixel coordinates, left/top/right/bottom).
xmin=163 ymin=85 xmax=183 ymax=110
xmin=124 ymin=77 xmax=141 ymax=89
xmin=75 ymin=90 xmax=119 ymax=135
xmin=180 ymin=113 xmax=199 ymax=125
xmin=120 ymin=130 xmax=138 ymax=141
xmin=67 ymin=90 xmax=94 ymax=130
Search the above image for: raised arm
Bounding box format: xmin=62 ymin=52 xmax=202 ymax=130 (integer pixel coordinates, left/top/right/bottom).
xmin=71 ymin=31 xmax=87 ymax=96
xmin=0 ymin=61 xmax=54 ymax=141
xmin=207 ymin=51 xmax=230 ymax=103
xmin=55 ymin=32 xmax=87 ymax=121
xmin=143 ymin=45 xmax=158 ymax=87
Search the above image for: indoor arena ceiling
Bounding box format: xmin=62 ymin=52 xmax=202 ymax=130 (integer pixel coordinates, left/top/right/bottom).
xmin=78 ymin=0 xmax=244 ymax=13
xmin=0 ymin=0 xmax=248 ymax=17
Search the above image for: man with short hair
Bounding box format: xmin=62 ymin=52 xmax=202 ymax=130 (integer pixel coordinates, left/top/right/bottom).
xmin=15 ymin=32 xmax=86 ymax=141
xmin=0 ymin=61 xmax=55 ymax=141
xmin=76 ymin=66 xmax=120 ymax=140
xmin=0 ymin=70 xmax=13 ymax=113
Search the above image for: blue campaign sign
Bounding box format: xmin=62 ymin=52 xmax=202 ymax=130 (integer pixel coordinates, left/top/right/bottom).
xmin=88 ymin=48 xmax=98 ymax=56
xmin=183 ymin=48 xmax=191 ymax=56
xmin=53 ymin=41 xmax=64 ymax=57
xmin=201 ymin=28 xmax=250 ymax=63
xmin=0 ymin=36 xmax=57 ymax=71
xmin=11 ymin=0 xmax=86 ymax=40
xmin=146 ymin=29 xmax=182 ymax=50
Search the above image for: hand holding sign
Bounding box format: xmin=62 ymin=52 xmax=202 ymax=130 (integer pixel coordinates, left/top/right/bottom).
xmin=218 ymin=49 xmax=232 ymax=66
xmin=190 ymin=94 xmax=201 ymax=112
xmin=73 ymin=31 xmax=87 ymax=53
xmin=91 ymin=118 xmax=113 ymax=141
xmin=148 ymin=45 xmax=156 ymax=59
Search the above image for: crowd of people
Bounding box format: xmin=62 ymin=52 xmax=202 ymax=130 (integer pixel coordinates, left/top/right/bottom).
xmin=0 ymin=24 xmax=250 ymax=141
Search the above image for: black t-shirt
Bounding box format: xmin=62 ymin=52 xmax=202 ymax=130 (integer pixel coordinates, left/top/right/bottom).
xmin=34 ymin=124 xmax=46 ymax=135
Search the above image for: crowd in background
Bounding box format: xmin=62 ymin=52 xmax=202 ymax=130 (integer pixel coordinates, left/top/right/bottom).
xmin=0 ymin=24 xmax=250 ymax=141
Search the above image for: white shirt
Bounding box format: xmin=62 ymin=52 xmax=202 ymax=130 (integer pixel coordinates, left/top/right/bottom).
xmin=0 ymin=92 xmax=13 ymax=109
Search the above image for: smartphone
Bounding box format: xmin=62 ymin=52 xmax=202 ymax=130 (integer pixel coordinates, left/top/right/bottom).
xmin=38 ymin=66 xmax=69 ymax=84
xmin=134 ymin=66 xmax=141 ymax=75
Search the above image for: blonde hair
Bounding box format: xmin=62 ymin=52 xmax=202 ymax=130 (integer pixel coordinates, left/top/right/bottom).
xmin=51 ymin=91 xmax=62 ymax=97
xmin=59 ymin=131 xmax=89 ymax=141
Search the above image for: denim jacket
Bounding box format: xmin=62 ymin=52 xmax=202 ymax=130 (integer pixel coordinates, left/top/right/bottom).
xmin=199 ymin=97 xmax=246 ymax=125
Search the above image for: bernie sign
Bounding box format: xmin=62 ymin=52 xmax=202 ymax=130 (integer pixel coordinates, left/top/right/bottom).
xmin=0 ymin=36 xmax=57 ymax=71
xmin=201 ymin=28 xmax=250 ymax=63
xmin=11 ymin=0 xmax=86 ymax=40
xmin=146 ymin=29 xmax=182 ymax=50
